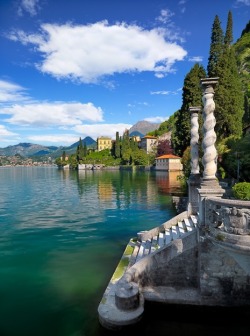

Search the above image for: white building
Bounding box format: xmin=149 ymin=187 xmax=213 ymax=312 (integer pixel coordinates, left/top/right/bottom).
xmin=140 ymin=135 xmax=157 ymax=154
xmin=155 ymin=154 xmax=183 ymax=171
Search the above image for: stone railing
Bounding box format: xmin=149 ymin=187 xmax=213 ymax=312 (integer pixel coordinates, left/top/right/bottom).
xmin=204 ymin=197 xmax=250 ymax=253
xmin=137 ymin=210 xmax=188 ymax=242
xmin=205 ymin=197 xmax=250 ymax=235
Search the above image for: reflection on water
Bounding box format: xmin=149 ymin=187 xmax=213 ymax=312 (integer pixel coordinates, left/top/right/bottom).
xmin=0 ymin=167 xmax=248 ymax=336
xmin=0 ymin=167 xmax=178 ymax=336
xmin=155 ymin=170 xmax=184 ymax=195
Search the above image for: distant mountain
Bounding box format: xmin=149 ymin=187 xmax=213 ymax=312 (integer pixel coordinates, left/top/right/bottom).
xmin=129 ymin=131 xmax=144 ymax=138
xmin=129 ymin=120 xmax=160 ymax=136
xmin=0 ymin=136 xmax=96 ymax=158
xmin=67 ymin=136 xmax=96 ymax=150
xmin=0 ymin=143 xmax=60 ymax=157
xmin=56 ymin=136 xmax=97 ymax=156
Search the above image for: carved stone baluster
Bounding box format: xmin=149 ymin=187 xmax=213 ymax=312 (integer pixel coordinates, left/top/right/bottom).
xmin=188 ymin=106 xmax=201 ymax=215
xmin=198 ymin=78 xmax=224 ymax=226
xmin=190 ymin=106 xmax=201 ymax=174
xmin=200 ymin=78 xmax=218 ymax=184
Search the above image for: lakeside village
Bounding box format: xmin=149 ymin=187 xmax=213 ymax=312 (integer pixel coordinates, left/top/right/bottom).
xmin=0 ymin=131 xmax=183 ymax=172
xmin=55 ymin=131 xmax=183 ymax=172
xmin=0 ymin=155 xmax=54 ymax=167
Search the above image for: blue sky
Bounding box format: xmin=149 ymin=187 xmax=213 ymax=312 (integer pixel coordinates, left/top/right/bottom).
xmin=0 ymin=0 xmax=249 ymax=147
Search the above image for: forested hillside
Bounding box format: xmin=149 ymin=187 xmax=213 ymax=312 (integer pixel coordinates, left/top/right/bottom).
xmin=234 ymin=20 xmax=250 ymax=128
xmin=150 ymin=13 xmax=250 ymax=181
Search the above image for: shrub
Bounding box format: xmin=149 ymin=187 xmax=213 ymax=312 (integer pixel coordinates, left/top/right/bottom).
xmin=232 ymin=182 xmax=250 ymax=200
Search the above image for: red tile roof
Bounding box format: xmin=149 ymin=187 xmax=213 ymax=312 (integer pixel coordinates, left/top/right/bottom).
xmin=142 ymin=135 xmax=157 ymax=139
xmin=155 ymin=154 xmax=181 ymax=160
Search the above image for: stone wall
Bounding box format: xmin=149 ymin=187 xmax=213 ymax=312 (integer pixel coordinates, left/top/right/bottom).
xmin=199 ymin=238 xmax=250 ymax=306
xmin=131 ymin=231 xmax=198 ymax=290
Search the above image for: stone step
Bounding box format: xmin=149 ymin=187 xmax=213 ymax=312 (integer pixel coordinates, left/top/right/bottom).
xmin=134 ymin=216 xmax=197 ymax=264
xmin=158 ymin=232 xmax=165 ymax=248
xmin=190 ymin=214 xmax=198 ymax=226
xmin=164 ymin=228 xmax=172 ymax=245
xmin=177 ymin=221 xmax=186 ymax=235
xmin=183 ymin=217 xmax=194 ymax=231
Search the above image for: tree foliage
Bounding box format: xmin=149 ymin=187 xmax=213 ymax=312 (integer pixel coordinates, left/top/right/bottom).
xmin=207 ymin=15 xmax=224 ymax=77
xmin=147 ymin=115 xmax=175 ymax=137
xmin=171 ymin=63 xmax=206 ymax=156
xmin=207 ymin=11 xmax=244 ymax=140
xmin=222 ymin=133 xmax=250 ymax=182
xmin=156 ymin=139 xmax=173 ymax=156
xmin=115 ymin=131 xmax=121 ymax=158
xmin=234 ymin=20 xmax=250 ymax=128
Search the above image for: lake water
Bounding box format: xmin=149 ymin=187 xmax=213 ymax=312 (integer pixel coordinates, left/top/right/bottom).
xmin=0 ymin=167 xmax=179 ymax=336
xmin=0 ymin=167 xmax=249 ymax=336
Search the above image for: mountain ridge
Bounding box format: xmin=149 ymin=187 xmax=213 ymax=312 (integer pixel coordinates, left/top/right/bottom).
xmin=0 ymin=120 xmax=161 ymax=158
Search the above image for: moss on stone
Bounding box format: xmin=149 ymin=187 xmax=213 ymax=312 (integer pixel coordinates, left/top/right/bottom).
xmin=124 ymin=244 xmax=134 ymax=256
xmin=111 ymin=256 xmax=130 ymax=281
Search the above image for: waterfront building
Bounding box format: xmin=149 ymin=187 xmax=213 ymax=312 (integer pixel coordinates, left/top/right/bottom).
xmin=155 ymin=154 xmax=183 ymax=171
xmin=97 ymin=136 xmax=112 ymax=151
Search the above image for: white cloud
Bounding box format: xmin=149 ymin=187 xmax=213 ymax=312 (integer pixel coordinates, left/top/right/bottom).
xmin=0 ymin=125 xmax=17 ymax=137
xmin=150 ymin=89 xmax=180 ymax=95
xmin=18 ymin=0 xmax=40 ymax=16
xmin=156 ymin=9 xmax=174 ymax=24
xmin=74 ymin=123 xmax=132 ymax=139
xmin=188 ymin=56 xmax=203 ymax=62
xmin=144 ymin=116 xmax=169 ymax=123
xmin=150 ymin=90 xmax=171 ymax=95
xmin=28 ymin=134 xmax=79 ymax=145
xmin=8 ymin=21 xmax=187 ymax=83
xmin=178 ymin=0 xmax=187 ymax=13
xmin=0 ymin=79 xmax=30 ymax=103
xmin=236 ymin=0 xmax=250 ymax=5
xmin=1 ymin=102 xmax=103 ymax=127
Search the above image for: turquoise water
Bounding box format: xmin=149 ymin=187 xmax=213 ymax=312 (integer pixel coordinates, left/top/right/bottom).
xmin=0 ymin=167 xmax=178 ymax=336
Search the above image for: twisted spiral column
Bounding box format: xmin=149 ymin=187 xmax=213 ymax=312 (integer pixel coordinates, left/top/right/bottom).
xmin=200 ymin=78 xmax=218 ymax=182
xmin=189 ymin=106 xmax=201 ymax=174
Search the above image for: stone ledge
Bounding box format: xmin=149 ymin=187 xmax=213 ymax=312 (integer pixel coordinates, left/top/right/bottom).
xmin=142 ymin=286 xmax=201 ymax=305
xmin=98 ymin=281 xmax=144 ymax=330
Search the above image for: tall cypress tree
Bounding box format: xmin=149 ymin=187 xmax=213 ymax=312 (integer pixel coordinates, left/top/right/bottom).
xmin=215 ymin=48 xmax=244 ymax=139
xmin=234 ymin=20 xmax=250 ymax=129
xmin=207 ymin=15 xmax=224 ymax=77
xmin=115 ymin=131 xmax=121 ymax=158
xmin=171 ymin=63 xmax=206 ymax=156
xmin=83 ymin=142 xmax=87 ymax=157
xmin=209 ymin=12 xmax=244 ymax=139
xmin=224 ymin=10 xmax=233 ymax=46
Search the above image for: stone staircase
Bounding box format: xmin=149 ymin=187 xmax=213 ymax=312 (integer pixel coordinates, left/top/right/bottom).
xmin=98 ymin=213 xmax=199 ymax=329
xmin=128 ymin=214 xmax=198 ymax=266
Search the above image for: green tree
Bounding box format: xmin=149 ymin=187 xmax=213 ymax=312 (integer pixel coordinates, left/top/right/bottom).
xmin=207 ymin=15 xmax=224 ymax=77
xmin=234 ymin=20 xmax=250 ymax=129
xmin=76 ymin=137 xmax=85 ymax=163
xmin=224 ymin=10 xmax=233 ymax=46
xmin=132 ymin=149 xmax=149 ymax=166
xmin=212 ymin=12 xmax=244 ymax=140
xmin=215 ymin=47 xmax=244 ymax=139
xmin=222 ymin=134 xmax=250 ymax=182
xmin=115 ymin=131 xmax=121 ymax=158
xmin=122 ymin=148 xmax=132 ymax=165
xmin=171 ymin=63 xmax=206 ymax=156
xmin=83 ymin=142 xmax=87 ymax=157
xmin=121 ymin=129 xmax=130 ymax=159
xmin=62 ymin=150 xmax=66 ymax=161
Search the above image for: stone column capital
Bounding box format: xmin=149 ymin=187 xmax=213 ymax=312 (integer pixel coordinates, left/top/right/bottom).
xmin=189 ymin=106 xmax=201 ymax=114
xmin=200 ymin=77 xmax=219 ymax=87
xmin=200 ymin=78 xmax=219 ymax=95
